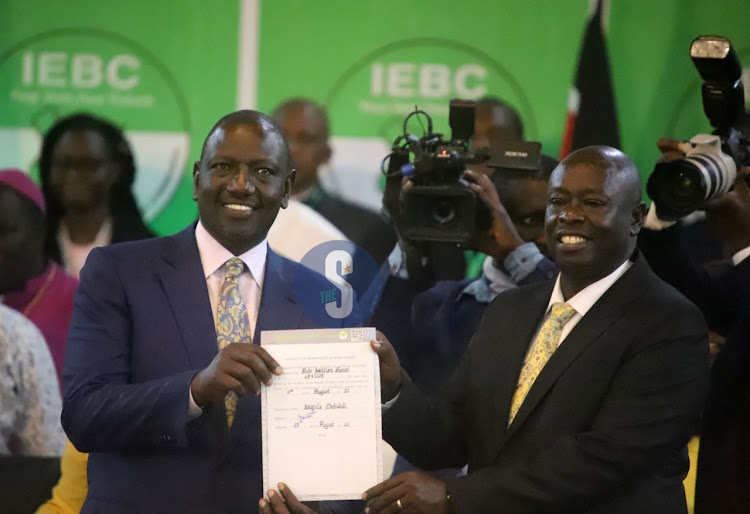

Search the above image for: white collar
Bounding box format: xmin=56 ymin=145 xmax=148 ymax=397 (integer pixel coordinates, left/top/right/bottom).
xmin=195 ymin=221 xmax=267 ymax=288
xmin=547 ymin=258 xmax=633 ymax=317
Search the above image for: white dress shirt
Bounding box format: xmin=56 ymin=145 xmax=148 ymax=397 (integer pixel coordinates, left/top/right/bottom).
xmin=188 ymin=221 xmax=268 ymax=416
xmin=266 ymin=200 xmax=347 ymax=262
xmin=195 ymin=221 xmax=266 ymax=336
xmin=542 ymin=258 xmax=633 ymax=347
xmin=383 ymin=259 xmax=635 ymax=410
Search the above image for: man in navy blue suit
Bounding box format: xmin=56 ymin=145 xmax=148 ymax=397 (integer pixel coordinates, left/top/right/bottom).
xmin=62 ymin=110 xmax=331 ymax=513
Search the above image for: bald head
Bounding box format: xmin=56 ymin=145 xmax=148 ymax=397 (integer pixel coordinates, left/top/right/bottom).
xmin=558 ymin=145 xmax=642 ymax=204
xmin=546 ymin=145 xmax=647 ymax=298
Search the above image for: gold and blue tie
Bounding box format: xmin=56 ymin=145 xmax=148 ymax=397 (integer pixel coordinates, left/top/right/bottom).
xmin=216 ymin=257 xmax=251 ymax=427
xmin=508 ymin=302 xmax=577 ymax=426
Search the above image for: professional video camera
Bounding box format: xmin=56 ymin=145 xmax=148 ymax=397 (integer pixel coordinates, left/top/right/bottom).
xmin=647 ymin=35 xmax=750 ymax=221
xmin=381 ymin=99 xmax=541 ymax=245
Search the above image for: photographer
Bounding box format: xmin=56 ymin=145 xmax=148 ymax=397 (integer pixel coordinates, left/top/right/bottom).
xmin=639 ymin=137 xmax=750 ymax=513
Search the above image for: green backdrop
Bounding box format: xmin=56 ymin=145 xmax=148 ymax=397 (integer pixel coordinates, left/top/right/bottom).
xmin=1 ymin=0 xmax=748 ymax=235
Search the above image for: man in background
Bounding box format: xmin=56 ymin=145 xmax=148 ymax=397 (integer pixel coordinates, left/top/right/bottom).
xmin=272 ymin=98 xmax=397 ymax=263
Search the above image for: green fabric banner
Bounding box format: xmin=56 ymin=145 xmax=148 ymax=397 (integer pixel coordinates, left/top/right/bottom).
xmin=1 ymin=0 xmax=748 ymax=235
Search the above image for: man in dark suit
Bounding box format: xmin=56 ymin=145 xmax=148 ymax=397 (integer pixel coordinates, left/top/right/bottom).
xmin=638 ymin=138 xmax=750 ymax=513
xmin=61 ymin=110 xmax=333 ymax=512
xmin=365 ymin=145 xmax=709 ymax=513
xmin=271 ymin=98 xmax=397 ymax=264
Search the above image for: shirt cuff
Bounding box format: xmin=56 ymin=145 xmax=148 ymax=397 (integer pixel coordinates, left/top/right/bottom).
xmin=732 ymin=245 xmax=750 ymax=265
xmin=188 ymin=388 xmax=203 ymax=419
xmin=503 ymin=242 xmax=544 ymax=283
xmin=387 ymin=244 xmax=410 ymax=279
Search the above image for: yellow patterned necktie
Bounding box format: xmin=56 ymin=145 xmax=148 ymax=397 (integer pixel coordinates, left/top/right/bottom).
xmin=508 ymin=302 xmax=577 ymax=426
xmin=216 ymin=257 xmax=251 ymax=428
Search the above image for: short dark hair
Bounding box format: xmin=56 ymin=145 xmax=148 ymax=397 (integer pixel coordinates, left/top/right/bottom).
xmin=490 ymin=153 xmax=558 ymax=202
xmin=476 ymin=96 xmax=524 ymax=140
xmin=271 ymin=98 xmax=330 ymax=140
xmin=199 ymin=109 xmax=292 ymax=170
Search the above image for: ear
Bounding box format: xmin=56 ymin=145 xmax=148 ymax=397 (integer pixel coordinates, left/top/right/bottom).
xmin=321 ymin=143 xmax=332 ymax=165
xmin=192 ymin=161 xmax=200 ymax=201
xmin=630 ymin=201 xmax=647 ymax=236
xmin=280 ymin=169 xmax=297 ymax=209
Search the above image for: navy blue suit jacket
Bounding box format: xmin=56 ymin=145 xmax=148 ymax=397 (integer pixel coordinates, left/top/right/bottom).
xmin=62 ymin=225 xmax=332 ymax=513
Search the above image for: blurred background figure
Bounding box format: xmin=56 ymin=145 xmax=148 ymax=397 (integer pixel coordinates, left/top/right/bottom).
xmin=38 ymin=112 xmax=154 ymax=278
xmin=272 ymin=98 xmax=397 ymax=263
xmin=0 ymin=169 xmax=78 ymax=385
xmin=0 ymin=303 xmax=64 ymax=456
xmin=0 ymin=304 xmax=65 ymax=513
xmin=469 ymin=96 xmax=525 ymax=176
xmin=391 ymin=96 xmax=528 ymax=288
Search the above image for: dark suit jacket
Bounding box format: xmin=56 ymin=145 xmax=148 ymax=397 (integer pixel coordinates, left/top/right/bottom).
xmin=640 ymin=226 xmax=750 ymax=513
xmin=62 ymin=225 xmax=332 ymax=513
xmin=383 ymin=253 xmax=709 ymax=513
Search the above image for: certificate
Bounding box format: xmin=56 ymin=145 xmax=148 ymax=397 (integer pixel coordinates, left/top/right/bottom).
xmin=261 ymin=327 xmax=382 ymax=501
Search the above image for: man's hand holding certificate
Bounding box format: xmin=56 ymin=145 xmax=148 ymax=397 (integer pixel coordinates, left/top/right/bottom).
xmin=261 ymin=327 xmax=383 ymax=501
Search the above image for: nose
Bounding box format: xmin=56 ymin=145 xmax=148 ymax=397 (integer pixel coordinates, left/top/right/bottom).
xmin=558 ymin=203 xmax=585 ymax=223
xmin=227 ymin=166 xmax=254 ymax=193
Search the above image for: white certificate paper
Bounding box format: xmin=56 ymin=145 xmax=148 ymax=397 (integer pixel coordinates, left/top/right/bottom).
xmin=261 ymin=327 xmax=382 ymax=501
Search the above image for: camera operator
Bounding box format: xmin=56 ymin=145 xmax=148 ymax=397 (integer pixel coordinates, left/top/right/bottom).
xmin=380 ymin=155 xmax=559 ymax=391
xmin=391 ymin=97 xmax=528 ymax=289
xmin=639 ymin=137 xmax=750 ymax=513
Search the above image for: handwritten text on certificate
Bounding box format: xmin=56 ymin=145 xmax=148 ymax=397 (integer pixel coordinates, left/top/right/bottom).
xmin=261 ymin=328 xmax=382 ymax=501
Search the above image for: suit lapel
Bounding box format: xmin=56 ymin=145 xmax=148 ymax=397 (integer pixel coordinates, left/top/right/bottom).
xmin=157 ymin=225 xmax=218 ymax=369
xmin=503 ymin=256 xmax=651 ymax=443
xmin=490 ymin=283 xmax=552 ymax=451
xmin=253 ymin=249 xmax=303 ymax=343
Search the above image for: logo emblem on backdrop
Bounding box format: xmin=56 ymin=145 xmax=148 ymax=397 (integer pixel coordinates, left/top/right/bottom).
xmin=319 ymin=38 xmax=538 ymax=213
xmin=294 ymin=241 xmax=386 ymax=328
xmin=0 ymin=28 xmax=191 ymax=221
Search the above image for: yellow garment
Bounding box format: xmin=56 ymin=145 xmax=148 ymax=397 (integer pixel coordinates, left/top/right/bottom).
xmin=36 ymin=439 xmax=88 ymax=514
xmin=684 ymin=435 xmax=699 ymax=514
xmin=216 ymin=257 xmax=251 ymax=427
xmin=509 ymin=302 xmax=577 ymax=425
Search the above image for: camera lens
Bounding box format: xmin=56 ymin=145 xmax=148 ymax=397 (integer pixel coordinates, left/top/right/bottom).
xmin=673 ymin=171 xmax=699 ymax=198
xmin=431 ymin=200 xmax=457 ymax=224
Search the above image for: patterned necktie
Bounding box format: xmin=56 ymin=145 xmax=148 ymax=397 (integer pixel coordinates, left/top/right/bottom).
xmin=508 ymin=302 xmax=577 ymax=426
xmin=216 ymin=257 xmax=251 ymax=427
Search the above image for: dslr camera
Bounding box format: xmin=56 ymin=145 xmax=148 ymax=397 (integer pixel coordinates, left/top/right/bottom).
xmin=381 ymin=99 xmax=541 ymax=245
xmin=647 ymin=35 xmax=750 ymax=221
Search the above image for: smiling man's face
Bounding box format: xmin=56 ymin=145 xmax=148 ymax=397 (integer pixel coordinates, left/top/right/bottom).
xmin=193 ymin=121 xmax=295 ymax=255
xmin=545 ymin=149 xmax=644 ymax=296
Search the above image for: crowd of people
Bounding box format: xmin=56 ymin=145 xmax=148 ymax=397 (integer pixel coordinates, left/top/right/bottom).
xmin=1 ymin=93 xmax=747 ymax=514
